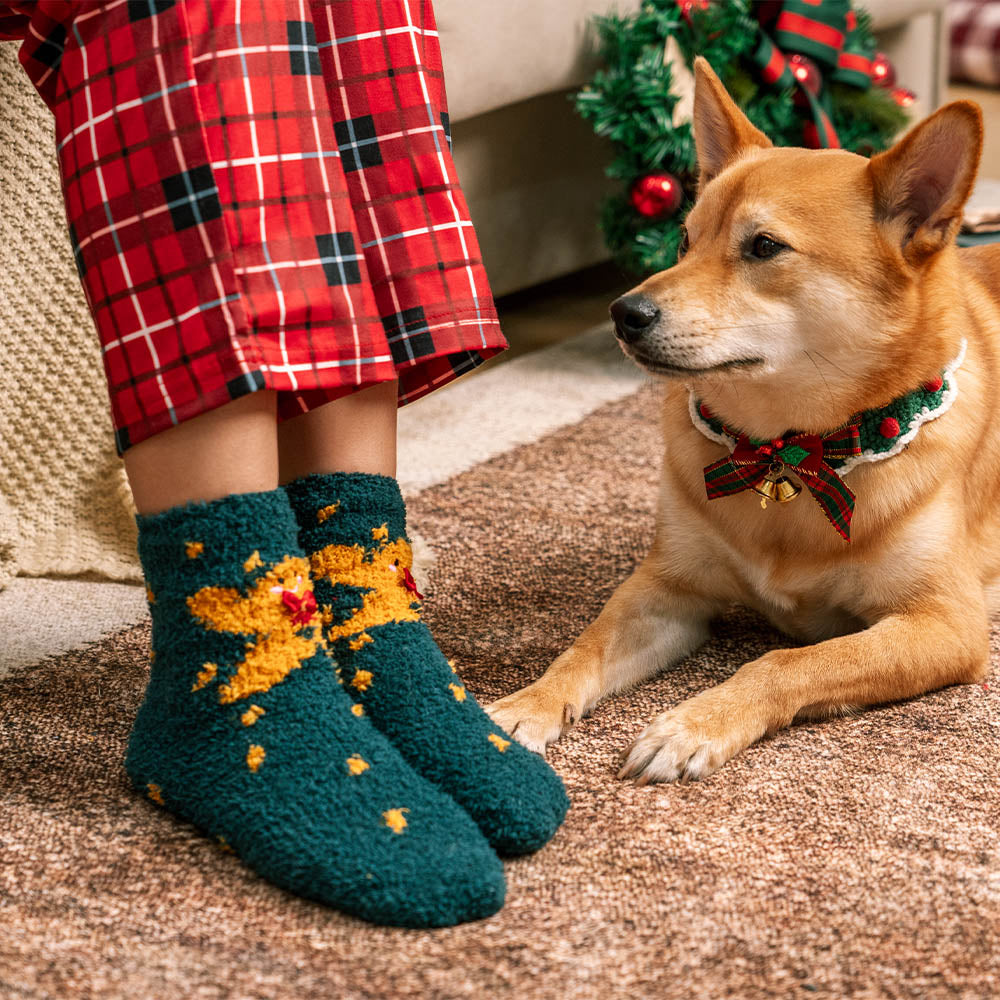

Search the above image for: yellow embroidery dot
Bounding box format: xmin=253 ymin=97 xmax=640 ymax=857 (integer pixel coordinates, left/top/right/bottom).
xmin=449 ymin=683 xmax=467 ymax=702
xmin=246 ymin=745 xmax=266 ymax=772
xmin=191 ymin=662 xmax=218 ymax=692
xmin=488 ymin=733 xmax=511 ymax=753
xmin=146 ymin=587 xmax=155 ymax=605
xmin=317 ymin=502 xmax=340 ymax=524
xmin=372 ymin=523 xmax=389 ymax=542
xmin=351 ymin=703 xmax=365 ymax=717
xmin=186 ymin=541 xmax=204 ymax=559
xmin=243 ymin=550 xmax=263 ymax=573
xmin=383 ymin=808 xmax=409 ymax=834
xmin=149 ymin=650 xmax=156 ymax=663
xmin=217 ymin=836 xmax=234 ymax=854
xmin=241 ymin=704 xmax=265 ymax=727
xmin=448 ymin=659 xmax=458 ymax=674
xmin=348 ymin=632 xmax=374 ymax=651
xmin=351 ymin=669 xmax=373 ymax=692
xmin=147 ymin=783 xmax=164 ymax=805
xmin=346 ymin=755 xmax=370 ymax=776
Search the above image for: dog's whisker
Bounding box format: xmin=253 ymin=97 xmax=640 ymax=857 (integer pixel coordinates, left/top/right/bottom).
xmin=804 ymin=350 xmax=836 ymax=409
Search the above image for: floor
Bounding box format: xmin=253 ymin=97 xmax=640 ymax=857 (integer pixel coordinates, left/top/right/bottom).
xmin=490 ymin=261 xmax=628 ymax=370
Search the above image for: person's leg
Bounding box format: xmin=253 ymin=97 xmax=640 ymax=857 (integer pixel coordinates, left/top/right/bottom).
xmin=280 ymin=387 xmax=570 ymax=856
xmin=125 ymin=392 xmax=279 ymax=515
xmin=277 ymin=381 xmax=397 ymax=484
xmin=12 ymin=0 xmax=505 ymax=926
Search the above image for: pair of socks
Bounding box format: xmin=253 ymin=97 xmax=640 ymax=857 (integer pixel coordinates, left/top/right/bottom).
xmin=126 ymin=473 xmax=568 ymax=927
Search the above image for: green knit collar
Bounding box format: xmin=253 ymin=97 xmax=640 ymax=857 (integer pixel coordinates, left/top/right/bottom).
xmin=689 ymin=340 xmax=966 ymax=473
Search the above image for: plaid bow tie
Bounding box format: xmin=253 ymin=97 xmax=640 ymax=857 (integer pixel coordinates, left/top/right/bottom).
xmin=703 ymin=423 xmax=863 ymax=541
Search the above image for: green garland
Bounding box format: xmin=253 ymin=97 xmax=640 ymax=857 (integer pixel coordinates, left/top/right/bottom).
xmin=575 ymin=0 xmax=909 ymax=275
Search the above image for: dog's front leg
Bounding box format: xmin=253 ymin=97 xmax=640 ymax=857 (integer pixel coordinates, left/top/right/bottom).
xmin=620 ymin=586 xmax=990 ymax=784
xmin=487 ymin=555 xmax=720 ymax=753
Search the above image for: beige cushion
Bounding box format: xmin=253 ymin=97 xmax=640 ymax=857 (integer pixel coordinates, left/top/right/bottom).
xmin=0 ymin=43 xmax=141 ymax=589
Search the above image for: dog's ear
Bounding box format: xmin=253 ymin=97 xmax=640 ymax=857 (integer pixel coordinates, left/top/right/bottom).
xmin=868 ymin=101 xmax=983 ymax=265
xmin=692 ymin=56 xmax=771 ymax=189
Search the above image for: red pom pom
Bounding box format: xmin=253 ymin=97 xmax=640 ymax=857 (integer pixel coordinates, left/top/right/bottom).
xmin=879 ymin=417 xmax=900 ymax=439
xmin=871 ymin=51 xmax=896 ymax=88
xmin=922 ymin=376 xmax=943 ymax=393
xmin=699 ymin=403 xmax=713 ymax=420
xmin=630 ymin=173 xmax=684 ymax=219
xmin=788 ymin=54 xmax=821 ymax=96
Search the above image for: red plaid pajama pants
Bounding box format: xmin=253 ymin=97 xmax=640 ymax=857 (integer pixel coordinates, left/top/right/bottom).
xmin=1 ymin=0 xmax=506 ymax=453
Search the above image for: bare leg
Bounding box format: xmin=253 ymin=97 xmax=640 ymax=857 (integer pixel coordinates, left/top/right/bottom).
xmin=124 ymin=391 xmax=279 ymax=515
xmin=277 ymin=380 xmax=398 ymax=482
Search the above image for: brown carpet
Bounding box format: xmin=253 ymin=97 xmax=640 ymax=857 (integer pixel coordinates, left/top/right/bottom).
xmin=2 ymin=384 xmax=999 ymax=1000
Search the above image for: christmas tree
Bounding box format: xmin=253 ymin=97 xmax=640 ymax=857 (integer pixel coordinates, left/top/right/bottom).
xmin=575 ymin=0 xmax=911 ymax=275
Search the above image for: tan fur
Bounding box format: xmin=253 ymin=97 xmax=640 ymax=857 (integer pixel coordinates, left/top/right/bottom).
xmin=488 ymin=61 xmax=997 ymax=783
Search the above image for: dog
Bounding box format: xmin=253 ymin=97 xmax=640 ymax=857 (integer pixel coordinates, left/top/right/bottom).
xmin=487 ymin=58 xmax=999 ymax=784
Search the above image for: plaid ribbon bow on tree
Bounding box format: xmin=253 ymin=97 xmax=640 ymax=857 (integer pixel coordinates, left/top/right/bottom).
xmin=752 ymin=0 xmax=875 ymax=148
xmin=703 ymin=423 xmax=863 ymax=540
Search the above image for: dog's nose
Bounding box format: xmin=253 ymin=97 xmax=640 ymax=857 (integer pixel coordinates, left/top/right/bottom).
xmin=610 ymin=294 xmax=661 ymax=344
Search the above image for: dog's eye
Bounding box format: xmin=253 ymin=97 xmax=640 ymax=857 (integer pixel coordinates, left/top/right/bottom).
xmin=677 ymin=228 xmax=690 ymax=262
xmin=750 ymin=234 xmax=785 ymax=259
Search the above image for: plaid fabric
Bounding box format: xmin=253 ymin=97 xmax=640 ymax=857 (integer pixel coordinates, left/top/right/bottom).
xmin=2 ymin=0 xmax=505 ymax=453
xmin=949 ymin=0 xmax=1000 ymax=87
xmin=702 ymin=425 xmax=861 ymax=541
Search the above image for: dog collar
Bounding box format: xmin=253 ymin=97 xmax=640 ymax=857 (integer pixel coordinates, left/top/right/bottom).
xmin=688 ymin=340 xmax=966 ymax=540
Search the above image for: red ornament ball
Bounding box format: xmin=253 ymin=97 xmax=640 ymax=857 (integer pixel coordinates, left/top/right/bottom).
xmin=879 ymin=417 xmax=900 ymax=439
xmin=676 ymin=0 xmax=708 ymax=19
xmin=788 ymin=54 xmax=821 ymax=96
xmin=892 ymin=87 xmax=916 ymax=108
xmin=630 ymin=172 xmax=684 ymax=219
xmin=871 ymin=51 xmax=896 ymax=88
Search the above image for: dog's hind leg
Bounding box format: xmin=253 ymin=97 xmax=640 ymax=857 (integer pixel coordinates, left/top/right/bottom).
xmin=486 ymin=555 xmax=721 ymax=754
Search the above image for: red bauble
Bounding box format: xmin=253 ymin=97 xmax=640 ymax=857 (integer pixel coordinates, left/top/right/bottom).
xmin=871 ymin=51 xmax=896 ymax=88
xmin=788 ymin=54 xmax=821 ymax=96
xmin=630 ymin=173 xmax=684 ymax=219
xmin=676 ymin=0 xmax=708 ymax=19
xmin=892 ymin=87 xmax=916 ymax=108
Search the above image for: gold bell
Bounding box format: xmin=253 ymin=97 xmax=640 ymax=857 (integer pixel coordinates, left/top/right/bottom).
xmin=773 ymin=476 xmax=802 ymax=503
xmin=753 ymin=464 xmax=802 ymax=508
xmin=753 ymin=478 xmax=780 ymax=507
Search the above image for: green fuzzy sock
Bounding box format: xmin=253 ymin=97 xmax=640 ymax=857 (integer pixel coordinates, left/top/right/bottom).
xmin=126 ymin=488 xmax=505 ymax=927
xmin=284 ymin=472 xmax=570 ymax=856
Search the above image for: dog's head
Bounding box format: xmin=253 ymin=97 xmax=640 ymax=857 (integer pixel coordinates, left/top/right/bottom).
xmin=611 ymin=58 xmax=983 ymax=436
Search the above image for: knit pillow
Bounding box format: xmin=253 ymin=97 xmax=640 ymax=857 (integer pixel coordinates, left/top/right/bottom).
xmin=0 ymin=42 xmax=141 ymax=590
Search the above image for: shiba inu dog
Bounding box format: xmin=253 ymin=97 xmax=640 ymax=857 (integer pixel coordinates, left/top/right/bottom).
xmin=488 ymin=58 xmax=999 ymax=783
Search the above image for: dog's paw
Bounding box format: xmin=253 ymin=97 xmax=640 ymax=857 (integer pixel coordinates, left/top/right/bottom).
xmin=617 ymin=686 xmax=767 ymax=784
xmin=486 ymin=685 xmax=578 ymax=755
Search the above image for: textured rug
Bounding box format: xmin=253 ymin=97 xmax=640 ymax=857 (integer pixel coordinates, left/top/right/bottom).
xmin=2 ymin=384 xmax=999 ymax=1000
